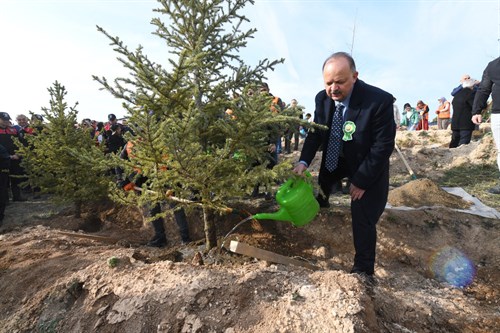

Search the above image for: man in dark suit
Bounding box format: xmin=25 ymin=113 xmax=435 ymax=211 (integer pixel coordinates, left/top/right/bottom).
xmin=293 ymin=52 xmax=396 ymax=278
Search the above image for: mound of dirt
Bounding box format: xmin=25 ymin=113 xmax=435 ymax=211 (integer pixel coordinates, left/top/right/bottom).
xmin=388 ymin=178 xmax=472 ymax=209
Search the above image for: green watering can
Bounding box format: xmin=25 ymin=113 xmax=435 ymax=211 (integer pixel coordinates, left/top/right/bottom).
xmin=252 ymin=171 xmax=320 ymax=227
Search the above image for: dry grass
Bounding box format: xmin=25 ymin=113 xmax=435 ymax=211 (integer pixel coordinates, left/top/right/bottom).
xmin=439 ymin=163 xmax=500 ymax=211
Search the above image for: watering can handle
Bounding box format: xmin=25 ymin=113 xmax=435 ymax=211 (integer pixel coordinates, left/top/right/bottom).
xmin=286 ymin=170 xmax=312 ymax=189
xmin=293 ymin=170 xmax=312 ymax=183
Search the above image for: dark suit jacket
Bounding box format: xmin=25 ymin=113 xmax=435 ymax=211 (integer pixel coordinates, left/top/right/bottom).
xmin=451 ymin=87 xmax=476 ymax=131
xmin=300 ymin=79 xmax=396 ymax=190
xmin=473 ymin=56 xmax=500 ymax=115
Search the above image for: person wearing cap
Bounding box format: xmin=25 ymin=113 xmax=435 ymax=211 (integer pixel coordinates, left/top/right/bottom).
xmin=30 ymin=114 xmax=45 ymax=134
xmin=108 ymin=113 xmax=117 ymax=123
xmin=104 ymin=113 xmax=131 ymax=141
xmin=435 ymin=97 xmax=451 ymax=130
xmin=105 ymin=123 xmax=126 ymax=155
xmin=0 ymin=112 xmax=27 ymax=201
xmin=103 ymin=114 xmax=119 ymax=140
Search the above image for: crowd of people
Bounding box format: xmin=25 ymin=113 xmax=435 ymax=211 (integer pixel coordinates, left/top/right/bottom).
xmin=393 ymin=71 xmax=499 ymax=194
xmin=0 ymin=112 xmax=41 ymax=224
xmin=395 ymin=75 xmax=488 ymax=148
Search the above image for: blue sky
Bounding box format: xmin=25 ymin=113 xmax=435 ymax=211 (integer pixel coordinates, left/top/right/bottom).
xmin=1 ymin=0 xmax=499 ymax=122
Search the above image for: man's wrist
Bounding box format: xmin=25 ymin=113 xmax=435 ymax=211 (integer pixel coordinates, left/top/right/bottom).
xmin=297 ymin=161 xmax=308 ymax=168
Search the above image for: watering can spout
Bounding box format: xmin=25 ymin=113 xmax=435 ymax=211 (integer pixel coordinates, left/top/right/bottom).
xmin=252 ymin=208 xmax=292 ymax=224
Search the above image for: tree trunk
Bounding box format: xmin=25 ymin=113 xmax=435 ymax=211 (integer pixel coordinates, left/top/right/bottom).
xmin=74 ymin=200 xmax=82 ymax=218
xmin=203 ymin=205 xmax=217 ymax=250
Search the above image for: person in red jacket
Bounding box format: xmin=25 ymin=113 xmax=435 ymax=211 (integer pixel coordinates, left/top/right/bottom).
xmin=415 ymin=100 xmax=429 ymax=131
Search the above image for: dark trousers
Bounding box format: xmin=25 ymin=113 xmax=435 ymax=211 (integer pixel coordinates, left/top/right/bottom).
xmin=437 ymin=118 xmax=450 ymax=130
xmin=284 ymin=133 xmax=291 ymax=154
xmin=0 ymin=171 xmax=9 ymax=221
xmin=9 ymin=160 xmax=24 ymax=200
xmin=284 ymin=129 xmax=300 ymax=153
xmin=293 ymin=130 xmax=300 ymax=151
xmin=449 ymin=129 xmax=473 ymax=148
xmin=150 ymin=202 xmax=190 ymax=242
xmin=318 ymin=159 xmax=388 ymax=275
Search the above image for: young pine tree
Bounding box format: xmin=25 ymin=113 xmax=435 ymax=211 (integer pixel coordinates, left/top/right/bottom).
xmin=94 ymin=0 xmax=307 ymax=249
xmin=17 ymin=81 xmax=110 ymax=217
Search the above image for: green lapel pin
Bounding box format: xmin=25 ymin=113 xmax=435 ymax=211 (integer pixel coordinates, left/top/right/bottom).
xmin=342 ymin=121 xmax=356 ymax=141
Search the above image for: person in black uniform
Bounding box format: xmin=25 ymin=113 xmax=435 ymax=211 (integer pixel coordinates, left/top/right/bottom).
xmin=0 ymin=112 xmax=27 ymax=202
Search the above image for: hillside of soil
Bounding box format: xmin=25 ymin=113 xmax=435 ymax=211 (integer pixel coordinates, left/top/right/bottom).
xmin=0 ymin=126 xmax=499 ymax=333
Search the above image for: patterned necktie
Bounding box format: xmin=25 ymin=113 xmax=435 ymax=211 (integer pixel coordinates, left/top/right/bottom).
xmin=325 ymin=103 xmax=344 ymax=172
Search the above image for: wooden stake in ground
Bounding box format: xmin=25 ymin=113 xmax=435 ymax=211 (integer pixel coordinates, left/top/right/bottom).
xmin=227 ymin=240 xmax=319 ymax=270
xmin=57 ymin=231 xmax=121 ymax=244
xmin=394 ymin=143 xmax=417 ymax=180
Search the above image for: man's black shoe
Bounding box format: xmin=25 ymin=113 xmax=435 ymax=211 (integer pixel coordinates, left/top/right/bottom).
xmin=350 ymin=269 xmax=376 ymax=286
xmin=12 ymin=197 xmax=27 ymax=202
xmin=147 ymin=237 xmax=167 ymax=248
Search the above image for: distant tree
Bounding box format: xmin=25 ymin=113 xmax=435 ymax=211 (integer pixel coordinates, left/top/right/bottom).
xmin=17 ymin=81 xmax=110 ymax=217
xmin=94 ymin=0 xmax=309 ymax=249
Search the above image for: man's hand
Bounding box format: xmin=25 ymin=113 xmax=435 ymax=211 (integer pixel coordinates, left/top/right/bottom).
xmin=349 ymin=183 xmax=365 ymax=201
xmin=471 ymin=114 xmax=482 ymax=125
xmin=293 ymin=163 xmax=307 ymax=175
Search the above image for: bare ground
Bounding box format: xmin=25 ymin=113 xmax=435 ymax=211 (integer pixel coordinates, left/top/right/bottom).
xmin=0 ymin=127 xmax=499 ymax=333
